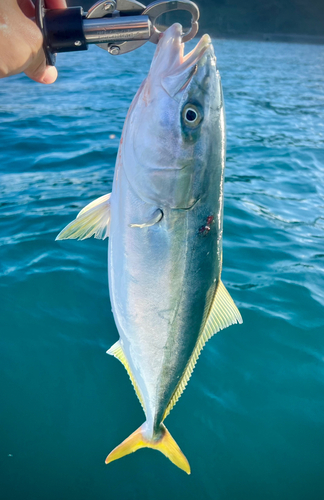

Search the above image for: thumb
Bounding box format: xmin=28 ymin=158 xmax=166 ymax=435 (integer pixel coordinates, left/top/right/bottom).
xmin=19 ymin=0 xmax=59 ymax=84
xmin=21 ymin=18 xmax=58 ymax=84
xmin=24 ymin=55 xmax=58 ymax=84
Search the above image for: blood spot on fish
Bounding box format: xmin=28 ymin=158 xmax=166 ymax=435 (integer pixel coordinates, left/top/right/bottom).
xmin=198 ymin=215 xmax=214 ymax=236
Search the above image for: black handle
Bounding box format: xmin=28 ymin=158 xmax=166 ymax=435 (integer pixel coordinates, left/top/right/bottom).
xmin=35 ymin=0 xmax=88 ymax=66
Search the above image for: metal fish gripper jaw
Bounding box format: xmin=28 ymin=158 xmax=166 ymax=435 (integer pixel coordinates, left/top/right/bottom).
xmin=35 ymin=0 xmax=200 ymax=65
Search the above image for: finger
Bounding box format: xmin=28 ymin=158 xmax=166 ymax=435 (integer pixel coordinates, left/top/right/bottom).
xmin=17 ymin=0 xmax=67 ymax=19
xmin=22 ymin=0 xmax=66 ymax=84
xmin=24 ymin=47 xmax=59 ymax=84
xmin=41 ymin=65 xmax=58 ymax=84
xmin=46 ymin=0 xmax=67 ymax=8
xmin=23 ymin=52 xmax=46 ymax=82
xmin=17 ymin=0 xmax=67 ymax=23
xmin=25 ymin=61 xmax=58 ymax=84
xmin=26 ymin=63 xmax=58 ymax=84
xmin=17 ymin=0 xmax=35 ymax=18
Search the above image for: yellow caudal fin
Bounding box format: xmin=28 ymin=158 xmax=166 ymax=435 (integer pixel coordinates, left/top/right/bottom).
xmin=105 ymin=423 xmax=190 ymax=474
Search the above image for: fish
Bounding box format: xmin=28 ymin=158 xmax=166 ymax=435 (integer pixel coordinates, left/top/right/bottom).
xmin=56 ymin=23 xmax=242 ymax=474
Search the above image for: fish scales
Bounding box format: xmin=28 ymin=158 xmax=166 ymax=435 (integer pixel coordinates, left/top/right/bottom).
xmin=110 ymin=173 xmax=220 ymax=425
xmin=56 ymin=22 xmax=242 ymax=474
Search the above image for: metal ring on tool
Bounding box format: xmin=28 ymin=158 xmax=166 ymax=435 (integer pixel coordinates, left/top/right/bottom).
xmin=142 ymin=0 xmax=199 ymax=44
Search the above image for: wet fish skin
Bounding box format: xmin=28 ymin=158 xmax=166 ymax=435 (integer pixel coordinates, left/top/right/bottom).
xmin=109 ymin=24 xmax=224 ymax=435
xmin=56 ymin=23 xmax=242 ymax=474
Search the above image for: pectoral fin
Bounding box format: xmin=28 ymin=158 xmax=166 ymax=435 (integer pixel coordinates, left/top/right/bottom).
xmin=56 ymin=193 xmax=111 ymax=241
xmin=129 ymin=209 xmax=163 ymax=228
xmin=163 ymin=280 xmax=242 ymax=419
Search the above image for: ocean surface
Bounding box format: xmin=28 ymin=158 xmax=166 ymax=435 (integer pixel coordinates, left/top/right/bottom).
xmin=0 ymin=37 xmax=324 ymax=500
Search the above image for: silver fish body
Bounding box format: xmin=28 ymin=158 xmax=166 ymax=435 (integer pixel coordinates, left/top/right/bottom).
xmin=57 ymin=23 xmax=242 ymax=474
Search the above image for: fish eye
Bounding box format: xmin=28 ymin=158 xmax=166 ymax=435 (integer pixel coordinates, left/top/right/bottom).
xmin=186 ymin=109 xmax=197 ymax=121
xmin=182 ymin=104 xmax=202 ymax=128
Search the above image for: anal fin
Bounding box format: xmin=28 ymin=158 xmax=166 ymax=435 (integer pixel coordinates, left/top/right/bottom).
xmin=163 ymin=280 xmax=242 ymax=419
xmin=107 ymin=341 xmax=145 ymax=412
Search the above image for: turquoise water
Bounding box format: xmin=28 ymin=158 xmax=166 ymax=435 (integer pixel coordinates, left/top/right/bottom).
xmin=1 ymin=39 xmax=324 ymax=499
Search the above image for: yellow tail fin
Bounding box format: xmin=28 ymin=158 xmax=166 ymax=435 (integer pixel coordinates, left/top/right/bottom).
xmin=105 ymin=423 xmax=190 ymax=474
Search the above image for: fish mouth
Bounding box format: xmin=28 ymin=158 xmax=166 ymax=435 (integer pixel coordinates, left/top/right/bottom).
xmin=180 ymin=33 xmax=213 ymax=69
xmin=159 ymin=25 xmax=214 ymax=98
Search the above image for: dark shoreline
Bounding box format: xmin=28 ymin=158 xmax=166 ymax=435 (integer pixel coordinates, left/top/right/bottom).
xmin=156 ymin=23 xmax=324 ymax=46
xmin=204 ymin=31 xmax=324 ymax=46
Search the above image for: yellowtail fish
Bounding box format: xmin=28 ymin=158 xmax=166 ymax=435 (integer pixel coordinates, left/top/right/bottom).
xmin=56 ymin=23 xmax=242 ymax=474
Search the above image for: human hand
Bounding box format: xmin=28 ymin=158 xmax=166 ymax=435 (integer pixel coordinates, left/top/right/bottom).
xmin=0 ymin=0 xmax=67 ymax=83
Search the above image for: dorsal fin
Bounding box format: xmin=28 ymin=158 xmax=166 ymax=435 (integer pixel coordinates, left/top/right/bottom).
xmin=107 ymin=341 xmax=146 ymax=413
xmin=163 ymin=280 xmax=242 ymax=420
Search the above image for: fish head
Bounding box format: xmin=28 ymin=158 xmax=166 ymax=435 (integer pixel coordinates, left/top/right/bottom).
xmin=122 ymin=23 xmax=224 ymax=209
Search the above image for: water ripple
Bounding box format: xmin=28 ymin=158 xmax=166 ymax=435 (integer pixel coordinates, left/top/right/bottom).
xmin=0 ymin=38 xmax=324 ymax=499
